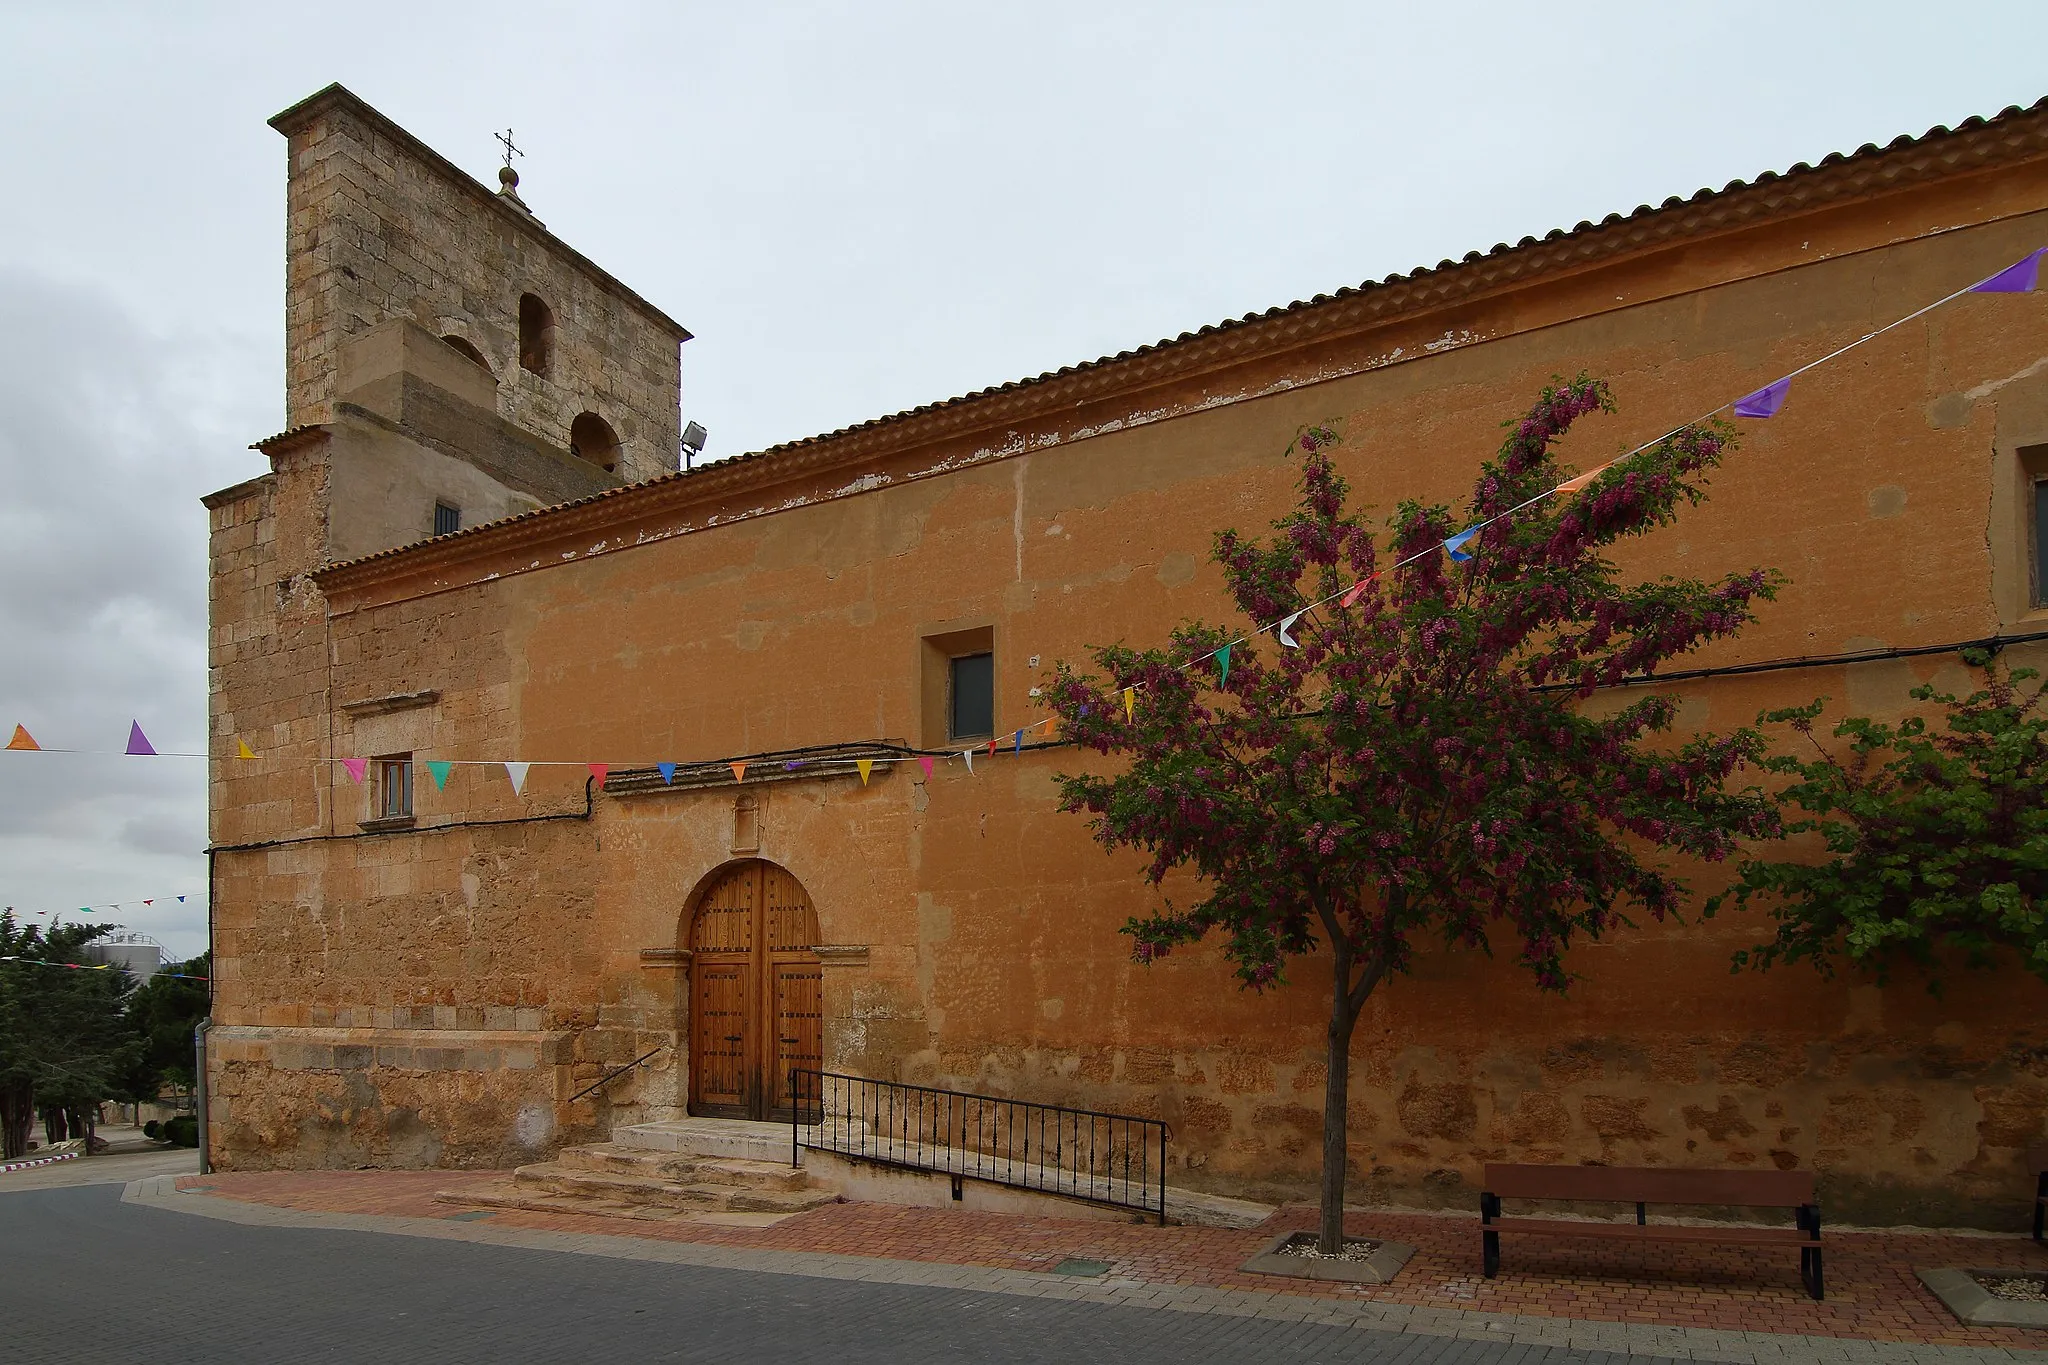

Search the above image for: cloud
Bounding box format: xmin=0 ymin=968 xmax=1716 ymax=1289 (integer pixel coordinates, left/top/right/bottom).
xmin=0 ymin=268 xmax=270 ymax=958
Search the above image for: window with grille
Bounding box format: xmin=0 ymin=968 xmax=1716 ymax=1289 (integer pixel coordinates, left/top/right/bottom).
xmin=379 ymin=757 xmax=413 ymax=819
xmin=434 ymin=502 xmax=461 ymax=537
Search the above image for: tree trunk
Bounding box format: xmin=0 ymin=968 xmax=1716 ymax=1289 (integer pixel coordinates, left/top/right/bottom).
xmin=1320 ymin=969 xmax=1360 ymax=1253
xmin=0 ymin=1080 xmax=33 ymax=1160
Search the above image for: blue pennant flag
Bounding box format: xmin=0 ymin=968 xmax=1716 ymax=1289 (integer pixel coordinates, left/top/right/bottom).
xmin=1444 ymin=526 xmax=1481 ymax=562
xmin=657 ymin=762 xmax=677 ymax=785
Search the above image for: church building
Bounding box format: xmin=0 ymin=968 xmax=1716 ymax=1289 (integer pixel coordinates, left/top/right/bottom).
xmin=204 ymin=84 xmax=2048 ymax=1226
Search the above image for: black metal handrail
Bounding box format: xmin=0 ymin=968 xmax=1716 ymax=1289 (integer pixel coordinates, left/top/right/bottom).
xmin=790 ymin=1069 xmax=1167 ymax=1224
xmin=570 ymin=1046 xmax=665 ymax=1104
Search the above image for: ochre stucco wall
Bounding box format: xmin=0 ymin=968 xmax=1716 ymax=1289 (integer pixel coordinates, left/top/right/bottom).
xmin=206 ymin=152 xmax=2048 ymax=1226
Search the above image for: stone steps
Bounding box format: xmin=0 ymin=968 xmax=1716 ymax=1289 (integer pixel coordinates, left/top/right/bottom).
xmin=434 ymin=1135 xmax=840 ymax=1223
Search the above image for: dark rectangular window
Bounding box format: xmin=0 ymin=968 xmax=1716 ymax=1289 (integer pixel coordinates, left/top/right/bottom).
xmin=434 ymin=502 xmax=462 ymax=537
xmin=379 ymin=757 xmax=413 ymax=819
xmin=2035 ymin=480 xmax=2048 ymax=607
xmin=949 ymin=652 xmax=994 ymax=740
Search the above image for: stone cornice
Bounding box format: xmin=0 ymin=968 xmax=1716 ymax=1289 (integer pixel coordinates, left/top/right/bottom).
xmin=311 ymin=98 xmax=2048 ymax=605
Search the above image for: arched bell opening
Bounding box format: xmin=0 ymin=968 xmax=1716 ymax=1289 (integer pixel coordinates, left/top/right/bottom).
xmin=683 ymin=859 xmax=822 ymax=1120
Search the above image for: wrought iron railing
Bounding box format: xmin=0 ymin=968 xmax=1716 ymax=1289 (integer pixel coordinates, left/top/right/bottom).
xmin=790 ymin=1069 xmax=1167 ymax=1223
xmin=569 ymin=1046 xmax=665 ymax=1104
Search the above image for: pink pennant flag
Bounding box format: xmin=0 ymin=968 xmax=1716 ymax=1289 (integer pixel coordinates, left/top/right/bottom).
xmin=587 ymin=763 xmax=609 ymax=786
xmin=730 ymin=761 xmax=748 ymax=783
xmin=125 ymin=722 xmax=157 ymax=756
xmin=504 ymin=762 xmax=530 ymax=794
xmin=1340 ymin=576 xmax=1375 ymax=608
xmin=341 ymin=758 xmax=367 ymax=784
xmin=917 ymin=755 xmax=935 ymax=780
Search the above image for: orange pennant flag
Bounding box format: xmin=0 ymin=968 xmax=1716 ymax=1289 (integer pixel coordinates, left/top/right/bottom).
xmin=6 ymin=725 xmax=39 ymax=751
xmin=1557 ymin=463 xmax=1609 ymax=496
xmin=855 ymin=758 xmax=874 ymax=786
xmin=729 ymin=761 xmax=748 ymax=783
xmin=237 ymin=738 xmax=257 ymax=760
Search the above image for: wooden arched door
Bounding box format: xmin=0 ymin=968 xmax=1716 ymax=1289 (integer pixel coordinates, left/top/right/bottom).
xmin=688 ymin=861 xmax=823 ymax=1120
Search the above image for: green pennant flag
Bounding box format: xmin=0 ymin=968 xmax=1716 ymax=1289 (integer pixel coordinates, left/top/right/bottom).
xmin=427 ymin=760 xmax=453 ymax=790
xmin=1217 ymin=643 xmax=1232 ymax=688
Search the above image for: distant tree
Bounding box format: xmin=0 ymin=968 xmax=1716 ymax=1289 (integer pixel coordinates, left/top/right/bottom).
xmin=1708 ymin=654 xmax=2048 ymax=989
xmin=0 ymin=913 xmax=140 ymax=1158
xmin=1046 ymin=379 xmax=1782 ymax=1252
xmin=124 ymin=951 xmax=211 ymax=1095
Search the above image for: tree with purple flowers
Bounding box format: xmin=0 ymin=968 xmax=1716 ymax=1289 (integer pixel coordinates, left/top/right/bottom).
xmin=1045 ymin=377 xmax=1783 ymax=1252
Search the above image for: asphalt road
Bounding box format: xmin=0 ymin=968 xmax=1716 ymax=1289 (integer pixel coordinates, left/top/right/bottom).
xmin=0 ymin=1182 xmax=1681 ymax=1364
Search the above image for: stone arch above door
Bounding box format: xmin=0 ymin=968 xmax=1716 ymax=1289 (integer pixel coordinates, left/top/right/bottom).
xmin=684 ymin=860 xmax=822 ymax=1120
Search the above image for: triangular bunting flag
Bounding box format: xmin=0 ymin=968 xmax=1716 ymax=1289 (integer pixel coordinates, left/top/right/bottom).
xmin=1014 ymin=729 xmax=1024 ymax=754
xmin=142 ymin=899 xmax=153 ymax=906
xmin=1276 ymin=611 xmax=1303 ymax=649
xmin=504 ymin=762 xmax=530 ymax=795
xmin=341 ymin=758 xmax=367 ymax=784
xmin=1972 ymin=247 xmax=2048 ymax=294
xmin=176 ymin=896 xmax=185 ymax=903
xmin=1122 ymin=687 xmax=1135 ymax=723
xmin=427 ymin=760 xmax=452 ymax=790
xmin=730 ymin=761 xmax=748 ymax=783
xmin=987 ymin=736 xmax=999 ymax=756
xmin=6 ymin=724 xmax=39 ymax=751
xmin=236 ymin=738 xmax=257 ymax=760
xmin=587 ymin=763 xmax=609 ymax=786
xmin=917 ymin=755 xmax=934 ymax=780
xmin=1557 ymin=463 xmax=1608 ymax=496
xmin=1444 ymin=527 xmax=1481 ymax=563
xmin=855 ymin=758 xmax=874 ymax=785
xmin=1340 ymin=577 xmax=1374 ymax=608
xmin=658 ymin=762 xmax=677 ymax=784
xmin=1732 ymin=376 xmax=1791 ymax=419
xmin=1217 ymin=644 xmax=1232 ymax=687
xmin=125 ymin=722 xmax=156 ymax=756
xmin=962 ymin=748 xmax=975 ymax=774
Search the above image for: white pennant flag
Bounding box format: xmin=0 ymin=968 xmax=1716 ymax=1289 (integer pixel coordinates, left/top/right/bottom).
xmin=1276 ymin=610 xmax=1304 ymax=649
xmin=504 ymin=762 xmax=530 ymax=795
xmin=962 ymin=748 xmax=975 ymax=775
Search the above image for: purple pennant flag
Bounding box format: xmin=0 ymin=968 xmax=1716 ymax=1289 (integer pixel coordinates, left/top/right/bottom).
xmin=1971 ymin=248 xmax=2048 ymax=294
xmin=125 ymin=722 xmax=156 ymax=756
xmin=1733 ymin=376 xmax=1791 ymax=420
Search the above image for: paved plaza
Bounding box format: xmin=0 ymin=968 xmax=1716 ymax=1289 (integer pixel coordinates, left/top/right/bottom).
xmin=4 ymin=1151 xmax=2048 ymax=1363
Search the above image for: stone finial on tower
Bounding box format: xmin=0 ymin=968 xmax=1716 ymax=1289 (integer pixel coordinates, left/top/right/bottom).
xmin=494 ymin=128 xmax=541 ymax=223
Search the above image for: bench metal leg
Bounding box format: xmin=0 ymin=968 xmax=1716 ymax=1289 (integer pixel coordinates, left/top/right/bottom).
xmin=1481 ymin=1191 xmax=1500 ymax=1278
xmin=2036 ymin=1172 xmax=2046 ymax=1243
xmin=1799 ymin=1204 xmax=1824 ymax=1300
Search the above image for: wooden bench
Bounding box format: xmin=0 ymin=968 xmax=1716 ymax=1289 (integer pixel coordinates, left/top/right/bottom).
xmin=1481 ymin=1163 xmax=1824 ymax=1300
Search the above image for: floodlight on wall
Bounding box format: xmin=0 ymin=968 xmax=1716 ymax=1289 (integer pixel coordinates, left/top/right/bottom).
xmin=681 ymin=420 xmax=709 ymax=471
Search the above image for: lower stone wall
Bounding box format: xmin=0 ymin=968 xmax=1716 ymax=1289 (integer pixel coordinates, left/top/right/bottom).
xmin=205 ymin=1023 xmax=683 ymax=1170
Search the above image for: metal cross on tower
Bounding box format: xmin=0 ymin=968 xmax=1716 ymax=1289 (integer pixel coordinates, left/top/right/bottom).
xmin=495 ymin=128 xmax=523 ymax=168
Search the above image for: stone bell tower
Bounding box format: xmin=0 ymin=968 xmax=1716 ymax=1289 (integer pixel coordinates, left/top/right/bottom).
xmin=262 ymin=83 xmax=691 ymax=560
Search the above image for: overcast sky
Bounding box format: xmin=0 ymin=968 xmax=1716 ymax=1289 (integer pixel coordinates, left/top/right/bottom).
xmin=2 ymin=1 xmax=2046 ymax=959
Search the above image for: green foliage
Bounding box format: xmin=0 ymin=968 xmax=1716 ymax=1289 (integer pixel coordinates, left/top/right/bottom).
xmin=160 ymin=1114 xmax=198 ymax=1148
xmin=125 ymin=952 xmax=210 ymax=1093
xmin=0 ymin=912 xmax=142 ymax=1158
xmin=1709 ymin=653 xmax=2048 ymax=990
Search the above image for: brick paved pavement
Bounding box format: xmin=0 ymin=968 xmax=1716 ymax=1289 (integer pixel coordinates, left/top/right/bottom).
xmin=112 ymin=1170 xmax=2048 ymax=1362
xmin=6 ymin=1181 xmax=1672 ymax=1364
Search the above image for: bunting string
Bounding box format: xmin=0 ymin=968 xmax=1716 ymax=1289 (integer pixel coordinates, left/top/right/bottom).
xmin=1 ymin=249 xmax=2041 ymax=790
